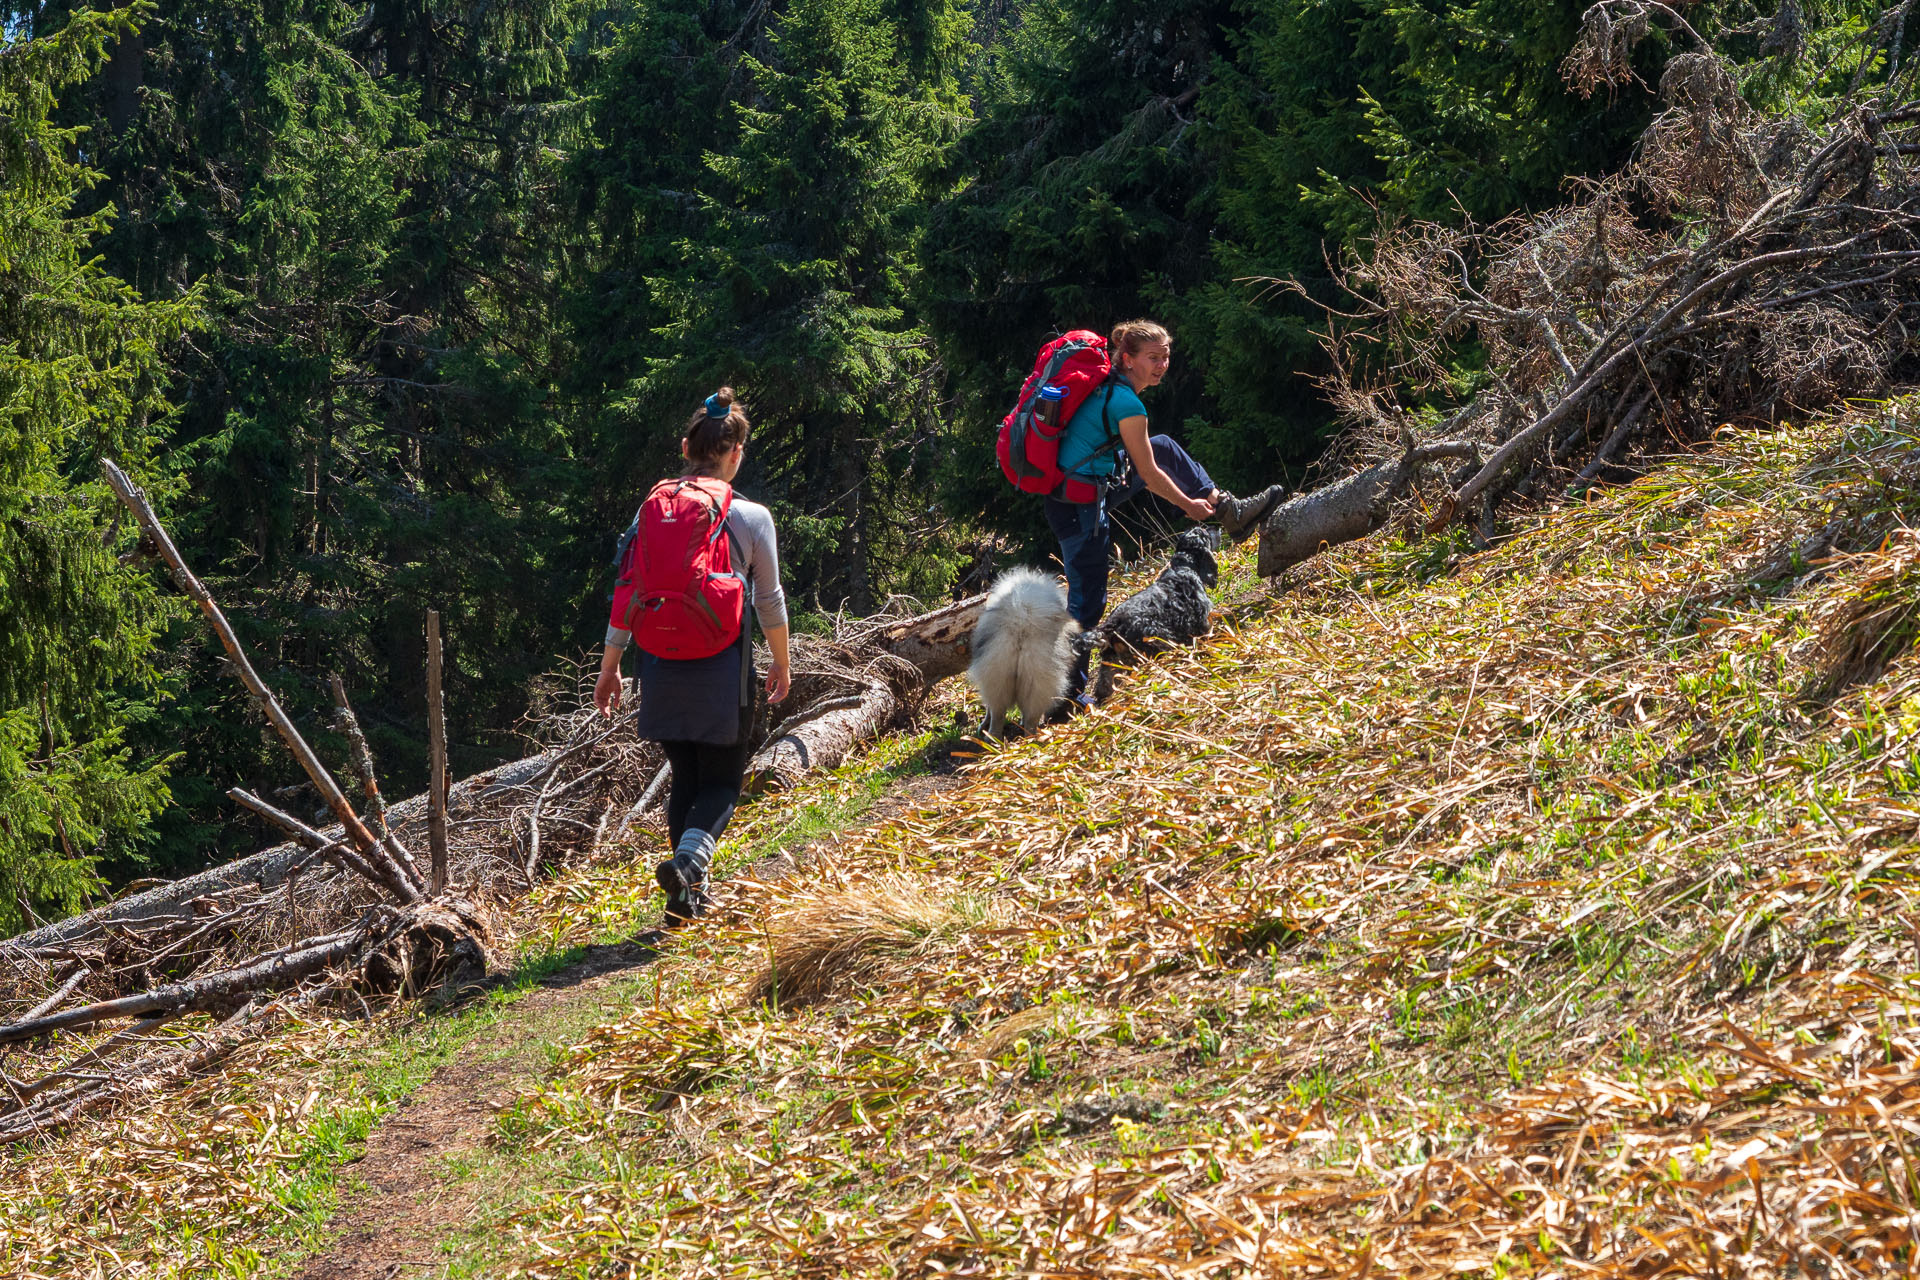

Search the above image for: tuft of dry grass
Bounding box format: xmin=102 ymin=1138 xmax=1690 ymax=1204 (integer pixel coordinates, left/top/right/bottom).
xmin=1802 ymin=526 xmax=1920 ymax=702
xmin=744 ymin=874 xmax=978 ymax=1009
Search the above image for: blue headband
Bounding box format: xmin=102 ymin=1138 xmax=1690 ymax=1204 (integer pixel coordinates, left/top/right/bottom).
xmin=703 ymin=395 xmax=729 ymax=420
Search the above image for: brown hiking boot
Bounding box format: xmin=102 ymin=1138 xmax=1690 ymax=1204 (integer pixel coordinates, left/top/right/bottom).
xmin=1213 ymin=484 xmax=1287 ymax=543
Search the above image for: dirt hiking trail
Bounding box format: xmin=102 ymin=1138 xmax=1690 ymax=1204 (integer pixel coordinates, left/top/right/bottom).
xmin=286 ymin=768 xmax=962 ymax=1278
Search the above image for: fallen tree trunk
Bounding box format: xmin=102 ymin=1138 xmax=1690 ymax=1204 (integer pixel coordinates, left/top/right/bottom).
xmin=745 ymin=661 xmax=915 ymax=794
xmin=734 ymin=596 xmax=986 ymax=792
xmin=3 ymin=748 xmax=567 ymax=955
xmin=1256 ymin=441 xmax=1480 ymax=578
xmin=861 ymin=594 xmax=986 ymax=682
xmin=0 ymin=999 xmax=289 ymax=1144
xmin=0 ymin=925 xmax=365 ymax=1047
xmin=12 ymin=595 xmax=985 ymax=960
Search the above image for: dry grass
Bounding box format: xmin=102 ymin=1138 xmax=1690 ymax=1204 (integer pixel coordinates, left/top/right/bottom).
xmin=744 ymin=873 xmax=978 ymax=1009
xmin=480 ymin=399 xmax=1920 ymax=1278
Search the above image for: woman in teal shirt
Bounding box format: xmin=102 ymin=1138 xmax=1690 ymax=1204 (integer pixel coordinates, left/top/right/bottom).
xmin=1044 ymin=319 xmax=1284 ymax=701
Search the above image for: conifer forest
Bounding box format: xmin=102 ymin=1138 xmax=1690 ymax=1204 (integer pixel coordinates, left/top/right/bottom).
xmin=2 ymin=0 xmax=1908 ymax=932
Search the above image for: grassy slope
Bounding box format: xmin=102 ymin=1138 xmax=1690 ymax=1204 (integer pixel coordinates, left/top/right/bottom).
xmin=10 ymin=402 xmax=1920 ymax=1277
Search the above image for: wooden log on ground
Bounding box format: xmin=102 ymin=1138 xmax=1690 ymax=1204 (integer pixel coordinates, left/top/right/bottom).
xmin=0 ymin=925 xmax=365 ymax=1047
xmin=864 ymin=593 xmax=986 ymax=682
xmin=0 ymin=1000 xmax=287 ymax=1143
xmin=744 ymin=654 xmax=922 ymax=794
xmin=3 ymin=750 xmax=562 ymax=955
xmin=1256 ymin=441 xmax=1480 ymax=578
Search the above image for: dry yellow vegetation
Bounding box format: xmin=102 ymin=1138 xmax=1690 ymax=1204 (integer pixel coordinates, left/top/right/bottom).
xmin=9 ymin=403 xmax=1920 ymax=1278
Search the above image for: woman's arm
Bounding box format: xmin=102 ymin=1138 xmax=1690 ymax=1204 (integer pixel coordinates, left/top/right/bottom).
xmin=1118 ymin=415 xmax=1215 ymax=519
xmin=734 ymin=503 xmax=792 ymax=702
xmin=592 ymin=643 xmax=624 ymax=716
xmin=763 ymin=624 xmax=791 ymax=703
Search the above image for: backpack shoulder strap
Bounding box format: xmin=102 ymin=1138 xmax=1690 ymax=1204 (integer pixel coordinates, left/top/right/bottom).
xmin=1087 ymin=380 xmax=1126 ymax=463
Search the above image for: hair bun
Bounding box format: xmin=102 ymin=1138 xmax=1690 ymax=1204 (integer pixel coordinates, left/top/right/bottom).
xmin=711 ymin=386 xmax=734 ymax=408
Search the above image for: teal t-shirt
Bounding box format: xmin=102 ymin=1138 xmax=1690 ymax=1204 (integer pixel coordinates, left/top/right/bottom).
xmin=1058 ymin=378 xmax=1147 ymax=479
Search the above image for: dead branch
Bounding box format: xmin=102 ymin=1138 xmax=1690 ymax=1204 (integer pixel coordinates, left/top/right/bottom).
xmin=1252 ymin=30 xmax=1920 ymax=575
xmin=229 ymin=788 xmax=408 ymax=901
xmin=19 ymin=968 xmax=88 ymax=1023
xmin=329 ymin=674 xmax=390 ymax=839
xmin=0 ymin=926 xmax=365 ymax=1048
xmin=426 ymin=610 xmax=450 ymax=894
xmin=100 ymin=459 xmax=425 ymax=901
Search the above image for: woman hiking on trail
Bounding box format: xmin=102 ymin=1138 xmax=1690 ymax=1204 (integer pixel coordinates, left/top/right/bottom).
xmin=592 ymin=388 xmax=791 ymax=926
xmin=1047 ymin=319 xmax=1285 ymax=700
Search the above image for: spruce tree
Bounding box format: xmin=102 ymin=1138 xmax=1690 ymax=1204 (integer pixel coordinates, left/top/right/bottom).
xmin=0 ymin=7 xmax=200 ymax=931
xmin=22 ymin=0 xmax=586 ymax=870
xmin=577 ymin=0 xmax=973 ymax=613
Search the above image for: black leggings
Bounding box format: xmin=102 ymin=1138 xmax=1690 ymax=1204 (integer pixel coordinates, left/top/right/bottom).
xmin=660 ymin=737 xmax=754 ymax=851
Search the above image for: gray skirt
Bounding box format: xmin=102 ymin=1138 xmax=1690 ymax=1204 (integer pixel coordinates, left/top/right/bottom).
xmin=633 ymin=632 xmax=756 ymax=746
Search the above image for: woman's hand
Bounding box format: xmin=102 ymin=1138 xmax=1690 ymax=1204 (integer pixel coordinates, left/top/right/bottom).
xmin=593 ymin=667 xmax=623 ymax=716
xmin=766 ymin=660 xmax=791 ymax=704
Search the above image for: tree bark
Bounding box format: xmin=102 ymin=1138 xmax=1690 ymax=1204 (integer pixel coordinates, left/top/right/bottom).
xmin=862 ymin=593 xmax=986 ymax=682
xmin=744 ymin=655 xmax=920 ymax=794
xmin=0 ymin=926 xmax=365 ymax=1047
xmin=1256 ymin=441 xmax=1480 ymax=577
xmin=425 ymin=611 xmax=450 ymax=894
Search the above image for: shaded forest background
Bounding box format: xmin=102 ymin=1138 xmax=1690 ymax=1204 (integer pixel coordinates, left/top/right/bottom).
xmin=3 ymin=0 xmax=1893 ymax=929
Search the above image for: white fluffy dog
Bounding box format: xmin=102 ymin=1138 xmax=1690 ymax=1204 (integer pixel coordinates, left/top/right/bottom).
xmin=967 ymin=567 xmax=1081 ymax=739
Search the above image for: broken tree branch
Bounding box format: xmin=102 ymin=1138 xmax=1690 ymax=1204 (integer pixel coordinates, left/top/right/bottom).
xmin=100 ymin=458 xmax=421 ymax=902
xmin=330 ymin=673 xmax=391 ymax=839
xmin=0 ymin=926 xmax=365 ymax=1048
xmin=228 ymin=788 xmax=412 ymax=902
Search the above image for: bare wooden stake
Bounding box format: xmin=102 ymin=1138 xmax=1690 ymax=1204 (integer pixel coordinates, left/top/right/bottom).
xmin=425 ymin=610 xmax=450 ymax=895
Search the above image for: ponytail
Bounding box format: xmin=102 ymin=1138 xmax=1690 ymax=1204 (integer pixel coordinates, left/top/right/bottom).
xmin=1109 ymin=318 xmax=1172 ymax=366
xmin=683 ymin=387 xmax=751 ymax=473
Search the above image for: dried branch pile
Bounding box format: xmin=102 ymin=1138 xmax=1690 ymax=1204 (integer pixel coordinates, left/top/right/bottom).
xmin=1258 ymin=0 xmax=1920 ymax=575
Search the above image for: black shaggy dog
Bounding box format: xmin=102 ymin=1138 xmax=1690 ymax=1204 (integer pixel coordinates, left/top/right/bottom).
xmin=1083 ymin=527 xmax=1219 ymax=702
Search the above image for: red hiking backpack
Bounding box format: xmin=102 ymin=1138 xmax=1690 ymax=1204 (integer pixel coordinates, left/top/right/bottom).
xmin=996 ymin=330 xmax=1120 ymax=504
xmin=610 ymin=476 xmax=746 ymax=661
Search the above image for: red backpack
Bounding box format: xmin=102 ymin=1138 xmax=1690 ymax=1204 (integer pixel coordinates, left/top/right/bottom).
xmin=996 ymin=330 xmax=1121 ymax=504
xmin=609 ymin=477 xmax=746 ymax=660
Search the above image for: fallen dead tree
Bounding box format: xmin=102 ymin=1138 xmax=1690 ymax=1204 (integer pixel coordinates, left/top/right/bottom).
xmin=1256 ymin=1 xmax=1920 ymax=575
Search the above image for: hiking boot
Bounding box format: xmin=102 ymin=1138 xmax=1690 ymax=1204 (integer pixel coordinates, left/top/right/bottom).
xmin=1213 ymin=484 xmax=1287 ymax=543
xmin=655 ymin=854 xmax=710 ymax=928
